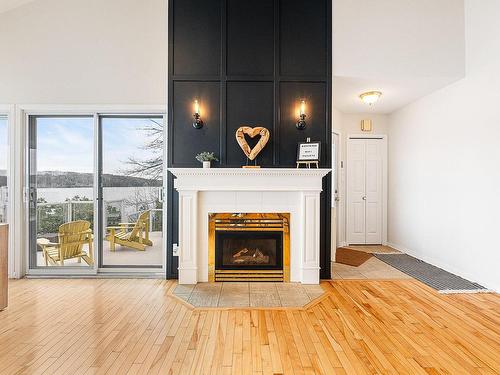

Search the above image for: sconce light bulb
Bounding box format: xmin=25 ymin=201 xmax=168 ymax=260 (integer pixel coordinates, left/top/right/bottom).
xmin=192 ymin=99 xmax=204 ymax=129
xmin=300 ymin=100 xmax=306 ymax=116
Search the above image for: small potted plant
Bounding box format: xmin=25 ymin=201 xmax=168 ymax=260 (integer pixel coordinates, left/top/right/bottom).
xmin=195 ymin=152 xmax=218 ymax=168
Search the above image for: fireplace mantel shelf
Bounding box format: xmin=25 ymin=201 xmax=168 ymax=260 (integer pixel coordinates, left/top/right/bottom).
xmin=169 ymin=168 xmax=330 ymax=177
xmin=169 ymin=168 xmax=331 ymax=192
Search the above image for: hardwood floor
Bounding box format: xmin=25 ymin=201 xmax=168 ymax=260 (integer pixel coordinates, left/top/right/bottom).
xmin=0 ymin=279 xmax=499 ymax=374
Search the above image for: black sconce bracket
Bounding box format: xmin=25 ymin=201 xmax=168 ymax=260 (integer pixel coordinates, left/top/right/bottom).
xmin=296 ymin=114 xmax=307 ymax=130
xmin=193 ymin=113 xmax=204 ymax=129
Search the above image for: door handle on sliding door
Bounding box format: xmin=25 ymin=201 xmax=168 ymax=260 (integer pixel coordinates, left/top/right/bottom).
xmin=159 ymin=187 xmax=165 ymax=203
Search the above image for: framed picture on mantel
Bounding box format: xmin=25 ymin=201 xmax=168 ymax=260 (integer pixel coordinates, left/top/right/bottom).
xmin=296 ymin=141 xmax=321 ymax=168
xmin=297 ymin=141 xmax=321 ymax=162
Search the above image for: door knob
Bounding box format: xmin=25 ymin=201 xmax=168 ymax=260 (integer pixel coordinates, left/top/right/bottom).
xmin=362 ymin=196 xmax=366 ymax=200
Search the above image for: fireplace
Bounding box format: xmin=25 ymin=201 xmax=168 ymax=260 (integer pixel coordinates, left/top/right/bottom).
xmin=171 ymin=168 xmax=328 ymax=284
xmin=209 ymin=213 xmax=290 ymax=282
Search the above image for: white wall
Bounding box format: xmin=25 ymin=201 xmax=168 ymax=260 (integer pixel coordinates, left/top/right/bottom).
xmin=0 ymin=0 xmax=167 ymax=278
xmin=0 ymin=0 xmax=167 ymax=104
xmin=334 ymin=111 xmax=390 ymax=167
xmin=337 ymin=113 xmax=389 ymax=136
xmin=388 ymin=0 xmax=500 ymax=291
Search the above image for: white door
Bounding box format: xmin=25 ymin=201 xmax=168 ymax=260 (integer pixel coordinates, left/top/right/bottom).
xmin=347 ymin=138 xmax=383 ymax=244
xmin=365 ymin=140 xmax=383 ymax=243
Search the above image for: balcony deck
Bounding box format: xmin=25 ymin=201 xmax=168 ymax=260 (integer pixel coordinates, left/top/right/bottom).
xmin=36 ymin=231 xmax=163 ymax=267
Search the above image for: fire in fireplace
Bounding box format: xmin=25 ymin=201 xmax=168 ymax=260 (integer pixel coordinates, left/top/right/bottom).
xmin=209 ymin=213 xmax=290 ymax=282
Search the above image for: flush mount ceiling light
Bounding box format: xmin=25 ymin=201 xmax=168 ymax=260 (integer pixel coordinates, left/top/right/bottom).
xmin=359 ymin=91 xmax=382 ymax=105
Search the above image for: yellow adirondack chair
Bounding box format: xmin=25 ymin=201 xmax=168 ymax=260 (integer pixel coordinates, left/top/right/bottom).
xmin=37 ymin=220 xmax=94 ymax=266
xmin=105 ymin=210 xmax=153 ymax=251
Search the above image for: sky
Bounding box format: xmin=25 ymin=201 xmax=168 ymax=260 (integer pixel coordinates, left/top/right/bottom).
xmin=35 ymin=117 xmax=162 ymax=175
xmin=0 ymin=117 xmax=7 ymax=172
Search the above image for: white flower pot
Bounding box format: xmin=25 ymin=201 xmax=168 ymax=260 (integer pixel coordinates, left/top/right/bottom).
xmin=203 ymin=161 xmax=211 ymax=169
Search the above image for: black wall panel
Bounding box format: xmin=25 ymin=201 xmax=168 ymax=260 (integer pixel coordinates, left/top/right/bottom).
xmin=171 ymin=82 xmax=221 ymax=166
xmin=227 ymin=0 xmax=274 ymax=76
xmin=279 ymin=82 xmax=328 ymax=166
xmin=226 ymin=82 xmax=274 ymax=166
xmin=280 ymin=0 xmax=327 ymax=77
xmin=173 ymin=0 xmax=221 ymax=76
xmin=168 ymin=0 xmax=331 ymax=279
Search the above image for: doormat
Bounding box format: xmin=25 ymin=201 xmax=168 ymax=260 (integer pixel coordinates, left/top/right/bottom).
xmin=335 ymin=247 xmax=372 ymax=267
xmin=374 ymin=254 xmax=492 ymax=294
xmin=344 ymin=245 xmax=401 ymax=254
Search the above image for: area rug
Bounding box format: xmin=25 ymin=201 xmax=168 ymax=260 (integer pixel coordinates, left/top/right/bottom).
xmin=335 ymin=247 xmax=372 ymax=267
xmin=374 ymin=254 xmax=491 ymax=294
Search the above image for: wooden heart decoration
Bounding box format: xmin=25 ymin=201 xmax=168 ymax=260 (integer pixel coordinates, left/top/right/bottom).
xmin=235 ymin=126 xmax=270 ymax=161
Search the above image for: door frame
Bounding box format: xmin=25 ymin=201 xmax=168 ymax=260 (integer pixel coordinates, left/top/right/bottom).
xmin=331 ymin=131 xmax=343 ymax=261
xmin=15 ymin=104 xmax=166 ymax=278
xmin=346 ymin=134 xmax=388 ymax=245
xmin=0 ymin=105 xmax=16 ymax=278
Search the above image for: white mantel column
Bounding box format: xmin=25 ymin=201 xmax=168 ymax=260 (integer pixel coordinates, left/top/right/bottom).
xmin=178 ymin=190 xmax=198 ymax=284
xmin=301 ymin=192 xmax=321 ymax=284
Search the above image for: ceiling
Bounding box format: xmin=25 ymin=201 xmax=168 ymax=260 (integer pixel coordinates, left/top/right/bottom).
xmin=0 ymin=0 xmax=35 ymax=14
xmin=333 ymin=75 xmax=463 ymax=114
xmin=1 ymin=0 xmax=466 ymax=114
xmin=332 ymin=0 xmax=466 ymax=114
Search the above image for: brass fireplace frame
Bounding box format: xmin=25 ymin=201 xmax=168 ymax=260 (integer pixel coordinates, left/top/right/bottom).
xmin=208 ymin=213 xmax=290 ymax=282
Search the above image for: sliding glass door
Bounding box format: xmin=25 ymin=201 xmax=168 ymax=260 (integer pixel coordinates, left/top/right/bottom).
xmin=99 ymin=116 xmax=164 ymax=268
xmin=28 ymin=116 xmax=95 ymax=268
xmin=27 ymin=113 xmax=165 ymax=272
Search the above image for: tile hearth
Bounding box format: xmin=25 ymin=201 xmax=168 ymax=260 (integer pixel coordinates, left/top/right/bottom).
xmin=172 ymin=282 xmax=326 ymax=308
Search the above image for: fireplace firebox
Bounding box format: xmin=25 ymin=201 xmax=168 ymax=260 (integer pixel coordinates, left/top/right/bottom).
xmin=216 ymin=231 xmax=283 ymax=270
xmin=209 ymin=213 xmax=290 ymax=282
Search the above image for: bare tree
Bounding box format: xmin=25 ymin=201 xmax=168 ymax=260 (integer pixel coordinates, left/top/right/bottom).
xmin=124 ymin=188 xmax=159 ymax=213
xmin=123 ymin=119 xmax=164 ymax=180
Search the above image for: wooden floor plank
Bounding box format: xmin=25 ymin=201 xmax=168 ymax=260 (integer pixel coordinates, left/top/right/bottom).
xmin=0 ymin=279 xmax=498 ymax=374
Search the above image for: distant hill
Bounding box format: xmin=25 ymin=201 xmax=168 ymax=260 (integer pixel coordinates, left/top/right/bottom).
xmin=35 ymin=171 xmax=161 ymax=188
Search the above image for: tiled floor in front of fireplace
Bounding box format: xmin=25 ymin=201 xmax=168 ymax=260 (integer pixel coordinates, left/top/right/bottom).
xmin=172 ymin=282 xmax=326 ymax=308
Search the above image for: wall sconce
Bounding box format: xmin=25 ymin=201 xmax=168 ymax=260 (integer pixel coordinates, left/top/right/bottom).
xmin=296 ymin=100 xmax=307 ymax=130
xmin=361 ymin=119 xmax=372 ymax=132
xmin=192 ymin=99 xmax=204 ymax=129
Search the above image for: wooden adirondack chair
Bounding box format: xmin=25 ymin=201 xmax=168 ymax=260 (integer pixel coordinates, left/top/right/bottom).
xmin=105 ymin=210 xmax=153 ymax=251
xmin=37 ymin=220 xmax=94 ymax=266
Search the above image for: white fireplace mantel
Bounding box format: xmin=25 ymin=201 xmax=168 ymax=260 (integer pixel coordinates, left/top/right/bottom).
xmin=169 ymin=168 xmax=330 ymax=284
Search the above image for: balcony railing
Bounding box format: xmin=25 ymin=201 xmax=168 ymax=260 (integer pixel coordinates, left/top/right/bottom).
xmin=36 ymin=200 xmax=163 ymax=236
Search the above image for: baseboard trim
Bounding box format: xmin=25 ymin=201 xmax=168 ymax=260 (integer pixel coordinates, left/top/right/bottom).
xmin=25 ymin=273 xmax=165 ymax=279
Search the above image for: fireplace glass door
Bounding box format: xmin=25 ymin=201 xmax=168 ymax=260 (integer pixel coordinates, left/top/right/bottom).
xmin=215 ymin=231 xmax=283 ymax=270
